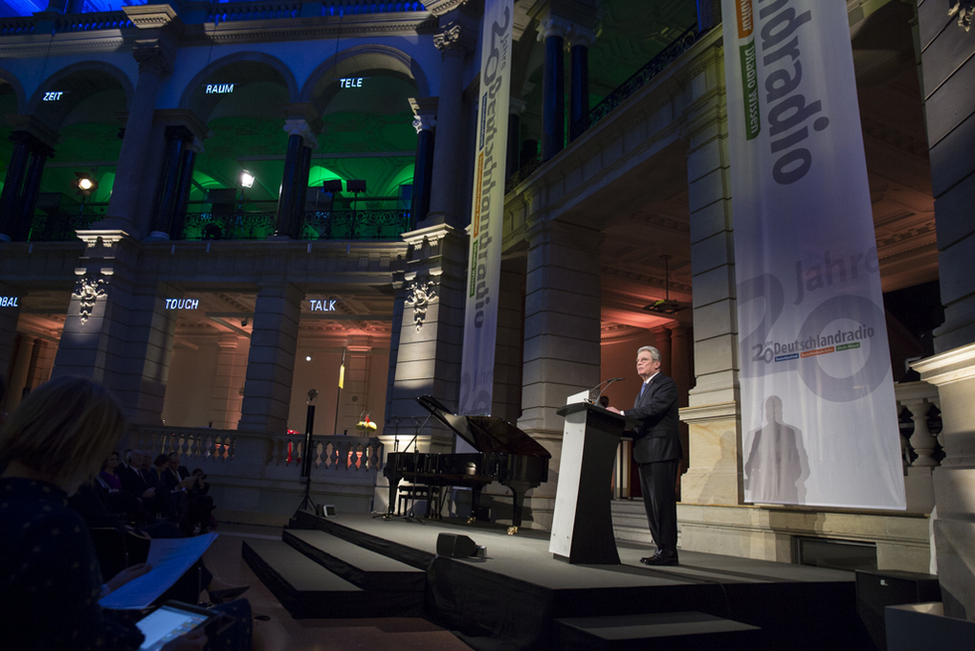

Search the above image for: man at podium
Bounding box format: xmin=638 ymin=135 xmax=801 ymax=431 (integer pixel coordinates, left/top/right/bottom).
xmin=607 ymin=345 xmax=681 ymax=566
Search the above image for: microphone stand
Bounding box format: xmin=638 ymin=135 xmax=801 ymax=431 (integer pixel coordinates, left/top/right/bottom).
xmin=590 ymin=377 xmax=625 ymax=405
xmin=374 ymin=416 xmax=401 ymax=519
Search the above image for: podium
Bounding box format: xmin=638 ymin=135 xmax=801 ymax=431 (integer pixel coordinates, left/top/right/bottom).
xmin=549 ymin=399 xmax=626 ymax=564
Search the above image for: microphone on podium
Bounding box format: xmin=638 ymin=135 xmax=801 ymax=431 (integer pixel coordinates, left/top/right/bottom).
xmin=588 ymin=377 xmax=625 ymax=405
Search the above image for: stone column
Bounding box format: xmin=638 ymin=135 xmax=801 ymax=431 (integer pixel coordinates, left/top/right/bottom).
xmin=210 ymin=334 xmax=245 ymax=429
xmin=274 ymin=111 xmax=320 ymax=239
xmin=0 ymin=281 xmax=22 ymax=378
xmin=653 ymin=326 xmax=673 ymax=377
xmin=386 ymin=225 xmax=467 ymax=426
xmin=0 ymin=134 xmax=31 ymax=240
xmin=24 ymin=338 xmax=51 ymax=391
xmin=0 ymin=124 xmax=57 ymax=242
xmin=911 ymin=1 xmax=975 ymax=622
xmin=275 ymin=129 xmax=305 ymax=238
xmin=538 ymin=16 xmax=569 ymax=161
xmin=668 ymin=322 xmax=693 ymax=474
xmin=408 ymin=98 xmax=437 ymax=226
xmin=113 ymin=280 xmax=178 ymax=425
xmin=493 ymin=258 xmax=526 ymax=423
xmin=337 ymin=344 xmax=373 ymax=433
xmin=51 ymin=231 xmax=142 ymax=400
xmin=506 ymin=99 xmax=526 ymax=179
xmin=170 ymin=140 xmax=202 ymax=240
xmin=426 ymin=21 xmax=473 ymax=227
xmin=237 ymin=283 xmax=304 ymax=433
xmin=376 ymin=224 xmax=468 ymax=513
xmin=5 ymin=333 xmax=32 ymax=413
xmin=567 ymin=25 xmax=595 ymax=142
xmin=518 ymin=219 xmax=603 ymax=529
xmin=101 ymin=42 xmax=174 ymax=236
xmin=679 ymin=78 xmax=741 ymax=507
xmin=14 ymin=140 xmax=54 ymax=241
xmin=148 ymin=126 xmax=193 ymax=239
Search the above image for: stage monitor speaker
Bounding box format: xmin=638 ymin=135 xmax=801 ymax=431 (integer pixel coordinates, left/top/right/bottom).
xmin=856 ymin=569 xmax=941 ymax=650
xmin=319 ymin=504 xmax=336 ymax=518
xmin=437 ymin=533 xmax=478 ymax=558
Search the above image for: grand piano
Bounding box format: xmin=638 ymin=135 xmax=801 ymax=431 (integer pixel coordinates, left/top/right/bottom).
xmin=384 ymin=395 xmax=551 ymax=534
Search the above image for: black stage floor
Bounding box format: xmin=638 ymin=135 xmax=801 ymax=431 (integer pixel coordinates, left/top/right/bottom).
xmin=295 ymin=513 xmax=874 ymax=650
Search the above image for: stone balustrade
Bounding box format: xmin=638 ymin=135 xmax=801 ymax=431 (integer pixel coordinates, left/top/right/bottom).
xmin=895 ymin=380 xmax=941 ymax=513
xmin=131 ymin=425 xmax=383 ymax=478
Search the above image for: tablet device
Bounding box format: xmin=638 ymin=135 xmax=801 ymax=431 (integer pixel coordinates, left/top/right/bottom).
xmin=136 ymin=601 xmax=215 ymax=651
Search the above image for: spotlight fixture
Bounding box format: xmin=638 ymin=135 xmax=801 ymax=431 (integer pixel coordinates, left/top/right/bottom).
xmin=305 ymin=355 xmax=312 ymax=362
xmin=346 ymin=179 xmax=366 ymax=193
xmin=71 ymin=172 xmax=98 ymax=197
xmin=643 ymin=255 xmax=685 ymax=315
xmin=322 ymin=179 xmax=343 ymax=193
xmin=240 ymin=170 xmax=255 ymax=188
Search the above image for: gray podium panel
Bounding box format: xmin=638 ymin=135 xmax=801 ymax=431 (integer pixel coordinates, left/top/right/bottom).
xmin=550 ymin=401 xmax=625 ymax=564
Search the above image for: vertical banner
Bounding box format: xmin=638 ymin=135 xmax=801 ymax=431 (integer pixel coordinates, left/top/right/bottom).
xmin=722 ymin=0 xmax=905 ymax=509
xmin=458 ymin=0 xmax=512 ymax=416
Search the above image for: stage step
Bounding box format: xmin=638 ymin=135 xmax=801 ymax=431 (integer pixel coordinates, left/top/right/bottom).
xmin=555 ymin=611 xmax=762 ymax=651
xmin=242 ymin=538 xmax=422 ymax=619
xmin=283 ymin=529 xmax=426 ymax=592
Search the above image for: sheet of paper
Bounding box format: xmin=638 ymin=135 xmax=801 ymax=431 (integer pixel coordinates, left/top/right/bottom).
xmin=99 ymin=533 xmax=218 ymax=610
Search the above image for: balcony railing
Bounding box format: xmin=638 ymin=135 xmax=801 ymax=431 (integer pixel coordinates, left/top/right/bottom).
xmin=28 ymin=212 xmax=100 ymax=241
xmin=505 ymin=24 xmax=711 ymax=194
xmin=181 ymin=208 xmax=411 ymax=241
xmin=25 ymin=207 xmax=411 ymax=242
xmin=571 ymin=24 xmax=711 ymax=140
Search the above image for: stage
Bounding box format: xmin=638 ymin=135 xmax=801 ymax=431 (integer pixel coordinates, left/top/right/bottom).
xmin=245 ymin=512 xmax=873 ymax=650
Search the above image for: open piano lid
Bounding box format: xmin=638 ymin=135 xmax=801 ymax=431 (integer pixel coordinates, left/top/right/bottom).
xmin=416 ymin=395 xmax=552 ymax=458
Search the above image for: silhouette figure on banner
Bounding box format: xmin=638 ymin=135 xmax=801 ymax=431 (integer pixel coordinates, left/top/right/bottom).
xmin=744 ymin=395 xmax=809 ymax=504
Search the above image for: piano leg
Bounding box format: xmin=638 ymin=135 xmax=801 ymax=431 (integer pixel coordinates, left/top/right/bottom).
xmin=385 ymin=476 xmax=400 ymax=518
xmin=506 ymin=480 xmax=532 ymax=535
xmin=469 ymin=486 xmax=483 ymax=524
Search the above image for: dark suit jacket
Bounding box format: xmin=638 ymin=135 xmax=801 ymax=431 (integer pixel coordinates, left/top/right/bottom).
xmin=625 ymin=372 xmax=681 ymax=464
xmin=162 ymin=466 xmax=190 ymax=492
xmin=119 ymin=464 xmax=152 ymax=497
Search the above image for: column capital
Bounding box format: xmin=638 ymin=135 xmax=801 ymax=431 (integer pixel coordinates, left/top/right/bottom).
xmin=154 ymin=108 xmax=210 ymax=142
xmin=281 ymin=103 xmax=322 ymax=130
xmin=408 ymin=97 xmax=439 ymax=132
xmin=509 ymin=98 xmax=527 ymax=115
xmin=133 ymin=43 xmax=174 ymax=77
xmin=123 ymin=3 xmax=179 ymax=29
xmin=566 ymin=24 xmax=597 ymax=48
xmin=5 ymin=115 xmax=59 ymax=151
xmin=537 ymin=15 xmax=573 ymax=42
xmin=434 ymin=22 xmax=476 ymax=57
xmin=283 ymin=118 xmax=319 ymax=147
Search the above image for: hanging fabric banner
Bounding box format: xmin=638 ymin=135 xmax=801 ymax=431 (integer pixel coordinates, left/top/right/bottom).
xmin=721 ymin=0 xmax=905 ymax=509
xmin=458 ymin=0 xmax=512 ymax=416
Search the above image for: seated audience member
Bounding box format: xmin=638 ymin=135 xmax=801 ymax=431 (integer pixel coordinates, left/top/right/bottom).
xmin=69 ymin=479 xmax=248 ymax=606
xmin=99 ymin=451 xmax=123 ymax=491
xmin=166 ymin=453 xmax=196 ymax=491
xmin=150 ymin=453 xmax=185 ymax=525
xmin=187 ymin=468 xmax=217 ymax=534
xmin=0 ymin=376 xmax=216 ymax=650
xmin=119 ymin=449 xmax=158 ymax=506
